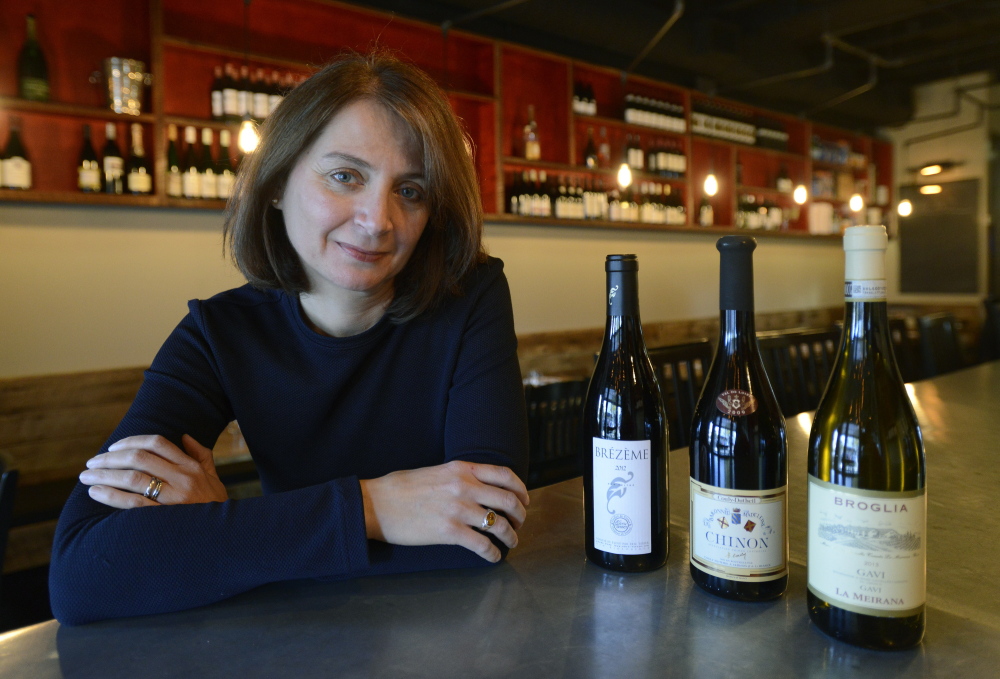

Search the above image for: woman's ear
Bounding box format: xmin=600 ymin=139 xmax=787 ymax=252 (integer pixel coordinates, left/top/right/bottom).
xmin=271 ymin=196 xmax=283 ymax=210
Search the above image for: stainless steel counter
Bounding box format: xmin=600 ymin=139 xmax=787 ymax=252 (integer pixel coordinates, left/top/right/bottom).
xmin=2 ymin=363 xmax=998 ymax=678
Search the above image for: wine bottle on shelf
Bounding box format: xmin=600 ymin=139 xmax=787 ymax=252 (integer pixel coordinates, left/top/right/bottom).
xmin=102 ymin=123 xmax=124 ymax=195
xmin=1 ymin=117 xmax=32 ymax=190
xmin=199 ymin=128 xmax=217 ymax=200
xmin=268 ymin=70 xmax=284 ymax=115
xmin=210 ymin=65 xmax=225 ymax=121
xmin=690 ymin=236 xmax=788 ymax=601
xmin=125 ymin=123 xmax=152 ymax=195
xmin=252 ymin=68 xmax=270 ymax=123
xmin=238 ymin=65 xmax=253 ymax=120
xmin=523 ymin=104 xmax=540 ymax=161
xmin=77 ymin=124 xmax=101 ymax=193
xmin=182 ymin=126 xmax=201 ymax=199
xmin=776 ymin=164 xmax=793 ymax=194
xmin=583 ymin=254 xmax=669 ymax=572
xmin=699 ymin=196 xmax=714 ymax=227
xmin=18 ymin=14 xmax=49 ymax=102
xmin=166 ymin=124 xmax=183 ymax=198
xmin=807 ymin=225 xmax=926 ymax=651
xmin=222 ymin=64 xmax=240 ymax=125
xmin=216 ymin=129 xmax=235 ymax=200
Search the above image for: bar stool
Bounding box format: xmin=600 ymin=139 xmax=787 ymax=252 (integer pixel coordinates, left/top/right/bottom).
xmin=918 ymin=313 xmax=964 ymax=378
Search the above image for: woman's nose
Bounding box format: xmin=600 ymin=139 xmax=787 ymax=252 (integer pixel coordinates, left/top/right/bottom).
xmin=354 ymin=188 xmax=393 ymax=235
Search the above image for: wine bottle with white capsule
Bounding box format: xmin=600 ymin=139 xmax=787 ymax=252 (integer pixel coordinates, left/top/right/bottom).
xmin=216 ymin=129 xmax=235 ymax=200
xmin=166 ymin=124 xmax=182 ymax=198
xmin=181 ymin=126 xmax=201 ymax=199
xmin=78 ymin=124 xmax=101 ymax=193
xmin=689 ymin=236 xmax=787 ymax=601
xmin=199 ymin=127 xmax=217 ymax=200
xmin=807 ymin=224 xmax=926 ymax=650
xmin=125 ymin=123 xmax=152 ymax=195
xmin=583 ymin=254 xmax=669 ymax=572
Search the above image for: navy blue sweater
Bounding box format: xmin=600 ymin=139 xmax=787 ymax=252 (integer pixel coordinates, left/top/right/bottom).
xmin=49 ymin=258 xmax=528 ymax=626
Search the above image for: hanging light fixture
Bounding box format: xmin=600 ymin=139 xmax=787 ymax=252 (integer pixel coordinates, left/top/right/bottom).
xmin=237 ymin=0 xmax=260 ymax=154
xmin=897 ymin=199 xmax=913 ymax=217
xmin=919 ymin=185 xmax=942 ymax=195
xmin=617 ymin=162 xmax=633 ymax=189
xmin=849 ymin=193 xmax=864 ymax=212
xmin=703 ymin=172 xmax=719 ymax=197
xmin=792 ymin=184 xmax=808 ymax=205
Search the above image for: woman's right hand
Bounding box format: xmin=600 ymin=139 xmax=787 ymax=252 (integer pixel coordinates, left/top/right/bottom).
xmin=359 ymin=461 xmax=529 ymax=563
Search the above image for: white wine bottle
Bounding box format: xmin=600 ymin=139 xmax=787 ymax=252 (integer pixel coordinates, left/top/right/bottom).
xmin=182 ymin=126 xmax=201 ymax=199
xmin=166 ymin=124 xmax=183 ymax=198
xmin=125 ymin=123 xmax=152 ymax=195
xmin=582 ymin=254 xmax=669 ymax=572
xmin=807 ymin=225 xmax=926 ymax=650
xmin=1 ymin=117 xmax=32 ymax=190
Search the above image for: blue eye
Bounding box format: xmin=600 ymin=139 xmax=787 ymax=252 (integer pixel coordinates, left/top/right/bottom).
xmin=331 ymin=171 xmax=354 ymax=184
xmin=399 ymin=186 xmax=423 ymax=200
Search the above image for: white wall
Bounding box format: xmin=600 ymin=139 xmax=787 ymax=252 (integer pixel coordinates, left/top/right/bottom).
xmin=0 ymin=204 xmax=844 ymax=379
xmin=881 ymin=72 xmax=992 ymax=302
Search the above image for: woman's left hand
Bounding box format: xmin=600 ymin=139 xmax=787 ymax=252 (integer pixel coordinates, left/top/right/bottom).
xmin=79 ymin=434 xmax=229 ymax=509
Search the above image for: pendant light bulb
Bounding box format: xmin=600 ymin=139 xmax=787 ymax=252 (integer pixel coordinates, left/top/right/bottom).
xmin=849 ymin=193 xmax=864 ymax=212
xmin=897 ymin=199 xmax=913 ymax=217
xmin=703 ymin=172 xmax=719 ymax=197
xmin=238 ymin=117 xmax=259 ymax=154
xmin=793 ymin=184 xmax=808 ymax=205
xmin=617 ymin=163 xmax=633 ymax=190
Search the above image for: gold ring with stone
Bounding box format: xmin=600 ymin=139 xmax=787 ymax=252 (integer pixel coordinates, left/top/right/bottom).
xmin=481 ymin=508 xmax=497 ymax=530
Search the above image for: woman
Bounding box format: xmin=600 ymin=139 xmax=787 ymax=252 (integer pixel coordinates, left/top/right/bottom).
xmin=49 ymin=52 xmax=529 ymax=626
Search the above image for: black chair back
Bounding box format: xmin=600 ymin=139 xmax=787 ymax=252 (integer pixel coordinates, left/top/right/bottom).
xmin=524 ymin=378 xmax=588 ymax=489
xmin=918 ymin=313 xmax=964 ymax=378
xmin=980 ymin=298 xmax=1000 ymax=361
xmin=757 ymin=327 xmax=840 ymax=416
xmin=0 ymin=463 xmax=19 ymax=594
xmin=647 ymin=340 xmax=713 ymax=450
xmin=889 ymin=317 xmax=923 ymax=383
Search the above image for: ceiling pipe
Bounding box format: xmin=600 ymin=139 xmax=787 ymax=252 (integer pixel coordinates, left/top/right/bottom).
xmin=723 ymin=39 xmax=834 ymax=93
xmin=903 ymin=90 xmax=1000 ymax=149
xmin=441 ymin=0 xmax=532 ymax=36
xmin=622 ymin=0 xmax=684 ymax=81
xmin=806 ymin=58 xmax=878 ymax=115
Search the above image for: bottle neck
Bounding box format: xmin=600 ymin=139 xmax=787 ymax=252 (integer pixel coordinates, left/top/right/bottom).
xmin=842 ymin=246 xmax=892 ymax=355
xmin=606 ymin=269 xmax=640 ymax=318
xmin=718 ymin=310 xmax=757 ymax=353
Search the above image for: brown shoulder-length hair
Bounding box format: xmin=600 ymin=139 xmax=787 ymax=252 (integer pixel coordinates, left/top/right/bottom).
xmin=224 ymin=51 xmax=487 ymax=323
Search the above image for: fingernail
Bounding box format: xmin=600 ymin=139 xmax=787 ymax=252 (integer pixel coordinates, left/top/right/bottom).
xmin=107 ymin=442 xmax=122 ymax=451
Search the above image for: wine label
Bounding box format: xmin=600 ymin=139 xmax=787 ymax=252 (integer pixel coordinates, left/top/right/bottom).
xmin=592 ymin=437 xmax=652 ymax=555
xmin=21 ymin=77 xmax=49 ymax=100
xmin=525 ymin=140 xmax=540 ymax=161
xmin=844 ymin=279 xmax=886 ymax=302
xmin=690 ymin=480 xmax=787 ymax=581
xmin=253 ymin=93 xmax=270 ymax=119
xmin=808 ymin=475 xmax=926 ymax=617
xmin=127 ymin=170 xmax=152 ymax=194
xmin=2 ymin=157 xmax=32 ymax=189
xmin=211 ymin=91 xmax=223 ymax=119
xmin=223 ymin=88 xmax=239 ymax=116
xmin=200 ymin=170 xmax=218 ymax=199
xmin=182 ymin=169 xmax=201 ymax=198
xmin=167 ymin=170 xmax=183 ymax=198
xmin=104 ymin=156 xmax=123 ymax=180
xmin=716 ymin=389 xmax=758 ymax=416
xmin=216 ymin=171 xmax=234 ymax=199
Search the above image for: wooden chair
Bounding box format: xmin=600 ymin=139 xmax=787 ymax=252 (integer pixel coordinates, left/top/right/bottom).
xmin=524 ymin=378 xmax=588 ymax=489
xmin=647 ymin=340 xmax=713 ymax=450
xmin=918 ymin=313 xmax=964 ymax=378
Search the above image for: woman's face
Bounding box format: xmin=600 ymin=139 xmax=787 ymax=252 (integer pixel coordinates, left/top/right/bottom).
xmin=275 ymin=98 xmax=429 ymax=302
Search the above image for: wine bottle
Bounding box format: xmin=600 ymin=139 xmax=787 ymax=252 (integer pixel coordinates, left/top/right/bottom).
xmin=210 ymin=65 xmax=224 ymax=122
xmin=125 ymin=123 xmax=152 ymax=195
xmin=102 ymin=123 xmax=124 ymax=195
xmin=268 ymin=70 xmax=283 ymax=116
xmin=699 ymin=196 xmax=714 ymax=227
xmin=222 ymin=64 xmax=240 ymax=125
xmin=252 ymin=68 xmax=270 ymax=122
xmin=199 ymin=128 xmax=217 ymax=200
xmin=776 ymin=164 xmax=793 ymax=194
xmin=18 ymin=14 xmax=49 ymax=102
xmin=807 ymin=225 xmax=926 ymax=650
xmin=583 ymin=254 xmax=669 ymax=572
xmin=1 ymin=117 xmax=32 ymax=190
xmin=77 ymin=124 xmax=101 ymax=193
xmin=689 ymin=236 xmax=788 ymax=601
xmin=584 ymin=127 xmax=598 ymax=170
xmin=166 ymin=124 xmax=183 ymax=198
xmin=238 ymin=65 xmax=252 ymax=120
xmin=216 ymin=129 xmax=235 ymax=200
xmin=182 ymin=126 xmax=201 ymax=199
xmin=523 ymin=104 xmax=540 ymax=161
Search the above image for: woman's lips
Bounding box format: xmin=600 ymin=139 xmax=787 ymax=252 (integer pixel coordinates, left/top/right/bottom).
xmin=338 ymin=242 xmax=386 ymax=263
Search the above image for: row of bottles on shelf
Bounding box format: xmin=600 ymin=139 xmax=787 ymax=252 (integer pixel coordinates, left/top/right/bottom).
xmin=579 ymin=128 xmax=687 ymax=176
xmin=166 ymin=124 xmax=237 ymax=200
xmin=77 ymin=122 xmax=152 ymax=195
xmin=734 ymin=194 xmax=792 ymax=231
xmin=810 ymin=136 xmax=867 ymax=168
xmin=210 ymin=64 xmax=305 ymax=124
xmin=623 ymin=94 xmax=686 ymax=132
xmin=571 ymin=82 xmax=596 ymax=116
xmin=691 ymin=100 xmax=790 ymax=151
xmin=506 ymin=170 xmax=686 ymax=225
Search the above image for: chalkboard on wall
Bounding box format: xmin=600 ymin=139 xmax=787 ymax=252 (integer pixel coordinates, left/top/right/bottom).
xmin=898 ymin=179 xmax=979 ymax=294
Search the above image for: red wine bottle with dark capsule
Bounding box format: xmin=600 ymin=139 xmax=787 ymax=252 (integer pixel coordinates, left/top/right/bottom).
xmin=807 ymin=225 xmax=926 ymax=650
xmin=689 ymin=236 xmax=788 ymax=601
xmin=583 ymin=254 xmax=669 ymax=572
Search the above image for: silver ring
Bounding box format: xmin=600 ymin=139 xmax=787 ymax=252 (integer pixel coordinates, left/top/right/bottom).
xmin=143 ymin=477 xmax=160 ymax=499
xmin=150 ymin=479 xmax=164 ymax=502
xmin=481 ymin=508 xmax=497 ymax=531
